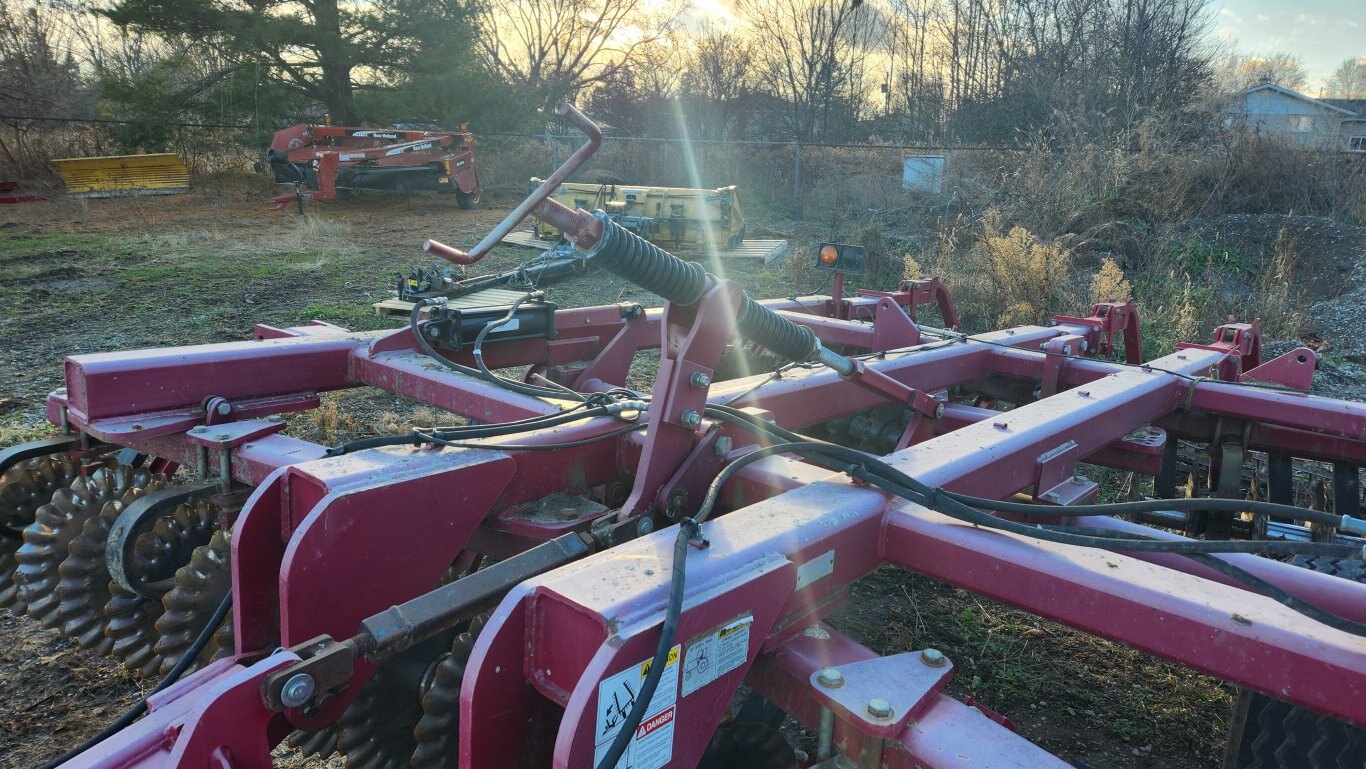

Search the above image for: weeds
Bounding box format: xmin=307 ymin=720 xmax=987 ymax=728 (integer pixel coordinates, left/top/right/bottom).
xmin=1090 ymin=257 xmax=1131 ymax=304
xmin=1257 ymin=223 xmax=1304 ymax=341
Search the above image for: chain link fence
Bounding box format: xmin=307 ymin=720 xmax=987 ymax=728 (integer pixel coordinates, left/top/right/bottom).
xmin=1 ymin=115 xmax=1000 ymax=214
xmin=0 ymin=117 xmax=260 ymax=187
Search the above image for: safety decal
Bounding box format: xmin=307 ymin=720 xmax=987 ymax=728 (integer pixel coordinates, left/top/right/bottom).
xmin=594 ymin=645 xmax=681 ymax=769
xmin=681 ymin=615 xmax=753 ymax=697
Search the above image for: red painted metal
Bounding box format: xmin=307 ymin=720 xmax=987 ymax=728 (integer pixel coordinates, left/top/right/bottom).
xmin=21 ymin=164 xmax=1365 ymax=769
xmin=1240 ymin=346 xmax=1317 ymax=389
xmin=1053 ymin=299 xmax=1142 ymax=364
xmin=268 ymin=123 xmax=480 ymax=208
xmin=749 ymin=625 xmax=1069 ymax=768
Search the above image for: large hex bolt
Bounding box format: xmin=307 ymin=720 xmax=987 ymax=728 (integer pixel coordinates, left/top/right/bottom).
xmin=816 ymin=667 xmax=845 ymax=688
xmin=920 ymin=648 xmax=947 ymax=668
xmin=866 ymin=697 xmax=893 ymax=719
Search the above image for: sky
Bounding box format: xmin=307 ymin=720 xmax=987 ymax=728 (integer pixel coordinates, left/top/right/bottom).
xmin=1215 ymin=0 xmax=1364 ymax=94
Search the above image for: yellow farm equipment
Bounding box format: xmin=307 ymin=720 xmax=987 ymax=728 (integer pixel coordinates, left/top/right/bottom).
xmin=529 ymin=179 xmax=745 ymax=252
xmin=50 ymin=153 xmax=190 ymax=198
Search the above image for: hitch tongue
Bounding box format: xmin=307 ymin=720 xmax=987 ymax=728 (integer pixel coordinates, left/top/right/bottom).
xmin=424 ymin=103 xmax=603 ymax=265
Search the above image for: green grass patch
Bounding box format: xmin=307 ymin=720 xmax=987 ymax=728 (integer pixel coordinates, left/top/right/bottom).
xmin=1168 ymin=240 xmax=1254 ymax=279
xmin=0 ymin=412 xmax=58 ymax=445
xmin=0 ymin=232 xmax=114 ymax=259
xmin=280 ymin=301 xmax=398 ymax=332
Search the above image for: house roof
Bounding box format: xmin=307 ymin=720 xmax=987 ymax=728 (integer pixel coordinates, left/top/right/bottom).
xmin=1239 ymin=83 xmax=1358 ymax=115
xmin=1323 ymin=98 xmax=1366 ymax=117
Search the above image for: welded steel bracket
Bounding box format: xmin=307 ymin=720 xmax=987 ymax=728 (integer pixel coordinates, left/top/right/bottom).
xmin=808 ymin=650 xmax=956 ymax=738
xmin=1240 ymin=347 xmax=1317 ymax=390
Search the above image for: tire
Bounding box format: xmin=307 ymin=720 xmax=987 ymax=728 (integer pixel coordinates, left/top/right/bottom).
xmin=1223 ymin=555 xmax=1366 ymax=769
xmin=455 ymin=188 xmax=480 ymax=209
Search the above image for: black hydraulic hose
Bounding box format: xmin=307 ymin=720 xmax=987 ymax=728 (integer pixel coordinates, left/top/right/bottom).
xmin=593 ymin=518 xmax=699 ymax=769
xmin=583 ymin=217 xmax=819 ymax=362
xmin=327 ymin=405 xmax=624 ymax=455
xmin=1049 ymin=524 xmax=1366 ymax=637
xmin=37 ymin=590 xmax=234 ymax=769
xmin=472 ymin=292 xmax=590 ymax=403
xmin=698 ymin=408 xmax=1362 ymax=557
xmin=584 ymin=216 xmax=708 ymax=305
xmin=850 ymin=464 xmax=1362 ymax=558
xmin=408 ymin=298 xmax=586 ymax=402
xmin=691 ymin=428 xmax=1366 ymax=634
xmin=694 ymin=442 xmax=816 ymax=524
xmin=414 ymin=423 xmax=646 ymax=451
xmin=939 ymin=492 xmax=1361 ymax=533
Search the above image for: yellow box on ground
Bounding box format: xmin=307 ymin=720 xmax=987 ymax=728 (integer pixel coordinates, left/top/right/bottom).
xmin=50 ymin=153 xmax=190 ymax=198
xmin=531 ymin=179 xmax=744 ymax=254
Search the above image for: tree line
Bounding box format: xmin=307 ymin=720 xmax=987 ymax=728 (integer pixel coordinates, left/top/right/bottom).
xmin=2 ymin=0 xmax=1364 ymax=151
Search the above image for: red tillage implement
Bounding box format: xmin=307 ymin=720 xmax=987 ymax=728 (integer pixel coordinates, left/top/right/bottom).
xmin=267 ymin=123 xmax=482 ymax=210
xmin=2 ymin=104 xmax=1362 ymax=769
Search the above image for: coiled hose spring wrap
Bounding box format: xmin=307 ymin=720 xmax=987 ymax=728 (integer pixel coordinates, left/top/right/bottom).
xmin=585 ymin=216 xmax=819 ymax=362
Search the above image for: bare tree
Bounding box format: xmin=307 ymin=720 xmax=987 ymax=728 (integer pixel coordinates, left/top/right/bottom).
xmin=58 ymin=1 xmax=173 ymax=80
xmin=0 ymin=0 xmax=89 ymax=118
xmin=1324 ymin=56 xmax=1366 ymax=98
xmin=737 ymin=0 xmax=880 ymax=141
xmin=680 ymin=24 xmax=754 ymax=139
xmin=1218 ymin=51 xmax=1310 ymax=92
xmin=476 ymin=0 xmax=682 ymax=105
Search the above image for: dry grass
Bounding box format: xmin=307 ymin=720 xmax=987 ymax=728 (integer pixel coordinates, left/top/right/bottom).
xmin=1090 ymin=257 xmax=1132 ymax=304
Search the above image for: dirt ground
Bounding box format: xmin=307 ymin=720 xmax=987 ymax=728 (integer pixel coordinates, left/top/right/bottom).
xmin=0 ymin=183 xmax=1305 ymax=769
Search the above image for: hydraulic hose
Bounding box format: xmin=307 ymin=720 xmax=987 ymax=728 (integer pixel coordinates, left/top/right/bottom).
xmin=583 ymin=215 xmax=820 ymax=363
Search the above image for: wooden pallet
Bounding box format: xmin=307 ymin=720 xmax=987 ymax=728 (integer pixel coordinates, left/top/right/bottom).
xmin=727 ymin=239 xmax=789 ymax=263
xmin=500 ymin=229 xmax=789 ymax=264
xmin=501 ymin=230 xmax=556 ymax=251
xmin=373 ymin=288 xmax=535 ymax=318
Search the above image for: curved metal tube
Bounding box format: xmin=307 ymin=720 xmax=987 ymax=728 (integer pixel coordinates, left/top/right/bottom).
xmin=424 ymin=103 xmax=604 ymax=265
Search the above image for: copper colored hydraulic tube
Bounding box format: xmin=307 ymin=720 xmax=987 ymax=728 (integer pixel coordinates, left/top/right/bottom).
xmin=423 ymin=103 xmax=604 ymax=264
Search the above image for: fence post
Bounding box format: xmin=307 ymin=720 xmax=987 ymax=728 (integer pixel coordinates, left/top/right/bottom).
xmin=550 ymin=136 xmax=559 ymax=172
xmin=792 ymin=141 xmax=803 ymax=218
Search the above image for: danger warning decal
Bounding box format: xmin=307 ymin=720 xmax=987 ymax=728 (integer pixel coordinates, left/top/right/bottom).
xmin=594 ymin=645 xmax=681 ymax=769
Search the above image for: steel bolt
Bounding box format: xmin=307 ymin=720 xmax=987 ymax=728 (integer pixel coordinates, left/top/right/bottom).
xmin=635 ymin=517 xmax=654 ymax=537
xmin=1078 ymin=340 xmax=1088 ymax=353
xmin=1073 ymin=474 xmax=1087 ymax=484
xmin=267 ymin=415 xmax=284 ymax=423
xmin=215 ymin=402 xmax=232 ymax=416
xmin=816 ymin=667 xmax=845 ymax=688
xmin=681 ymin=410 xmax=702 ymax=427
xmin=920 ymin=648 xmax=947 ymax=668
xmin=1042 ymin=492 xmax=1061 ymax=502
xmin=866 ymin=697 xmax=893 ymax=719
xmin=992 ymin=421 xmax=1008 ymax=430
xmin=217 ymin=433 xmax=231 ymax=441
xmin=1062 ymin=344 xmax=1071 ymax=356
xmin=1077 ymin=390 xmax=1090 ymax=397
xmin=714 ymin=436 xmax=733 ymax=457
xmin=191 ymin=426 xmax=207 ymax=434
xmin=690 ymin=372 xmax=712 ymax=388
xmin=280 ymin=673 xmax=316 ymax=709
